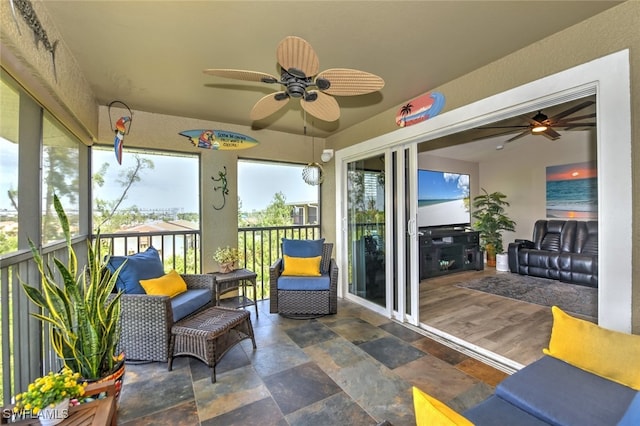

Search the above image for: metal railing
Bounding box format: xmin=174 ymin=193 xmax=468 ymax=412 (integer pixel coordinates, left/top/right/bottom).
xmin=96 ymin=230 xmax=201 ymax=273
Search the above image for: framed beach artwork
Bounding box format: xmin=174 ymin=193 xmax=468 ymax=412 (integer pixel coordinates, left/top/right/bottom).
xmin=546 ymin=161 xmax=598 ymax=219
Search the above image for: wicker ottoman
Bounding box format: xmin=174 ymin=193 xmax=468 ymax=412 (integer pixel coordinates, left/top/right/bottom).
xmin=168 ymin=306 xmax=256 ymax=382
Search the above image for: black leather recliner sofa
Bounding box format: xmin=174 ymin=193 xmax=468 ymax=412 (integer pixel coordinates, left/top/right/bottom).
xmin=508 ymin=219 xmax=598 ymax=287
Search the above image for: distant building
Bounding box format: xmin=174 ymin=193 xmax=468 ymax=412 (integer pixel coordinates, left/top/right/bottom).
xmin=112 ymin=220 xmax=199 ymax=256
xmin=287 ymin=201 xmax=318 ymax=225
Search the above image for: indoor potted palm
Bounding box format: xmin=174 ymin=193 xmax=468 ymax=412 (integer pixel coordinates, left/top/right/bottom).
xmin=20 ymin=194 xmax=125 ymax=383
xmin=471 ymin=188 xmax=516 ymax=267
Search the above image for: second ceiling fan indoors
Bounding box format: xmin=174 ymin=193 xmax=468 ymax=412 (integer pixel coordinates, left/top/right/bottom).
xmin=479 ymin=100 xmax=596 ymax=149
xmin=204 ymin=36 xmax=385 ymax=123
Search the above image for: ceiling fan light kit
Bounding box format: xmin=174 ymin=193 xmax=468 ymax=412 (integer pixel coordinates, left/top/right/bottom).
xmin=204 ymin=36 xmax=384 ymax=123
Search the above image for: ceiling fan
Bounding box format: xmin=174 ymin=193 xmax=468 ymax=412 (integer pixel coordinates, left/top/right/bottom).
xmin=478 ymin=100 xmax=596 ymax=145
xmin=203 ymin=36 xmax=385 ymax=122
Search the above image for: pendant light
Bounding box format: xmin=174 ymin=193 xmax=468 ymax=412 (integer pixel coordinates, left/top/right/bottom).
xmin=302 ymin=114 xmax=324 ymax=186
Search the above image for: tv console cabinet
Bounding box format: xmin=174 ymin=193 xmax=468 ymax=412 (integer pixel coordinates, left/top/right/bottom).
xmin=419 ymin=228 xmax=483 ymax=279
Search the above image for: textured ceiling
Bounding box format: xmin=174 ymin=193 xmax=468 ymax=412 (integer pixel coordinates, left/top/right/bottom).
xmin=40 ymin=1 xmax=618 ymax=138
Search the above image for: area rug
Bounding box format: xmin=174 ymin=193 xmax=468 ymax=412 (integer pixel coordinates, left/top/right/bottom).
xmin=455 ymin=274 xmax=597 ymax=319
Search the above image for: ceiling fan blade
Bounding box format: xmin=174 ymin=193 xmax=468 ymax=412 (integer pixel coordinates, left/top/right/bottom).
xmin=562 ymin=123 xmax=597 ymax=129
xmin=541 ymin=127 xmax=562 ymax=140
xmin=316 ymin=68 xmax=385 ymax=96
xmin=548 ymin=100 xmax=594 ymax=121
xmin=203 ymin=68 xmax=279 ymax=83
xmin=506 ymin=130 xmax=530 ymax=143
xmin=472 ymin=128 xmax=529 ymax=141
xmin=477 ymin=125 xmax=531 ymax=129
xmin=301 ymin=91 xmax=340 ymax=122
xmin=554 ymin=113 xmax=596 ymax=123
xmin=276 ymin=36 xmax=320 ymax=77
xmin=250 ymin=92 xmax=290 ymax=120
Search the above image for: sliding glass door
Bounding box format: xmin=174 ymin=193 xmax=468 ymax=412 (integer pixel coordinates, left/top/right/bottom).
xmin=346 ymin=156 xmax=386 ymax=306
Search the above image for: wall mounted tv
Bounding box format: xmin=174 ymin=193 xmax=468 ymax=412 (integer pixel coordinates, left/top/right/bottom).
xmin=417 ymin=169 xmax=471 ymax=229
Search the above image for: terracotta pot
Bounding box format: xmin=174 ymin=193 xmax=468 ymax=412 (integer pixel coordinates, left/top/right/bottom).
xmin=219 ymin=261 xmax=236 ymax=274
xmin=83 ymin=356 xmax=125 ymax=403
xmin=486 ymin=244 xmax=497 ymax=267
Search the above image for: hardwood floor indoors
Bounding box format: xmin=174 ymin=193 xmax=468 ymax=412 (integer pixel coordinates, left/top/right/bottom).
xmin=420 ymin=268 xmax=566 ymax=366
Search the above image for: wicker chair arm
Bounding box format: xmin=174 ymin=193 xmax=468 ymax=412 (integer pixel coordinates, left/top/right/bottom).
xmin=117 ymin=293 xmax=173 ymax=361
xmin=269 ymin=258 xmax=283 ymax=313
xmin=181 ymin=273 xmax=215 ymax=304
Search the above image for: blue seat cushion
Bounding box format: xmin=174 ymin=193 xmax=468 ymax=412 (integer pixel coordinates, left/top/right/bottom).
xmin=170 ymin=289 xmax=210 ymax=322
xmin=496 ymin=355 xmax=637 ymax=426
xmin=282 ymin=238 xmax=324 ymax=258
xmin=464 ymin=395 xmax=551 ymax=426
xmin=277 ymin=275 xmax=330 ymax=291
xmin=618 ymin=392 xmax=640 ymax=426
xmin=107 ymin=246 xmax=165 ymax=294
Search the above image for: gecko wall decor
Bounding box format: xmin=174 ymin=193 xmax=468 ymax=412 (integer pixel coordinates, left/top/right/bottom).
xmin=211 ymin=166 xmax=229 ymax=210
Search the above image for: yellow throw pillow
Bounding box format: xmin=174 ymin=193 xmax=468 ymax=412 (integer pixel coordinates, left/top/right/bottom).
xmin=413 ymin=386 xmax=474 ymax=426
xmin=140 ymin=270 xmax=187 ymax=298
xmin=543 ymin=305 xmax=640 ymax=390
xmin=281 ymin=255 xmax=322 ymax=277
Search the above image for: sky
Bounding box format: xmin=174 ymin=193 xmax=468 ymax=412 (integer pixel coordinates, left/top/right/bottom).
xmin=418 ymin=169 xmax=470 ymax=200
xmin=238 ymin=160 xmax=319 ymax=212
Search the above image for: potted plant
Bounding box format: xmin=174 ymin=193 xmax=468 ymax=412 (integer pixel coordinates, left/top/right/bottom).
xmin=213 ymin=246 xmax=241 ymax=273
xmin=13 ymin=367 xmax=86 ymax=425
xmin=471 ymin=188 xmax=516 ymax=267
xmin=20 ymin=194 xmax=125 ymax=383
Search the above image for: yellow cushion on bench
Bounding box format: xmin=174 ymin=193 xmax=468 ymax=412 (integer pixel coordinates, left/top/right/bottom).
xmin=543 ymin=306 xmax=640 ymax=390
xmin=413 ymin=386 xmax=474 ymax=426
xmin=140 ymin=270 xmax=187 ymax=298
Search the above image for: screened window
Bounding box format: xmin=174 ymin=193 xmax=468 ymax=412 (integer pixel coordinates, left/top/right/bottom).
xmin=42 ymin=113 xmax=81 ymax=244
xmin=91 ymin=146 xmax=200 ymax=234
xmin=237 ymin=159 xmax=320 ymax=227
xmin=0 ymin=77 xmax=19 ymax=256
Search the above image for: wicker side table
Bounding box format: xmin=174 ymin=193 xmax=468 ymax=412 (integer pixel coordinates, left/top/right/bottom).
xmin=168 ymin=306 xmax=256 ymax=383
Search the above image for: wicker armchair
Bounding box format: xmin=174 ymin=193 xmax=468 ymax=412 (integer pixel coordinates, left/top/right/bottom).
xmin=269 ymin=242 xmax=338 ymax=318
xmin=117 ymin=274 xmax=214 ymax=362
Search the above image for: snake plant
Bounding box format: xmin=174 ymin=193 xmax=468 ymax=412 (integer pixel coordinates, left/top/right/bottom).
xmin=21 ymin=194 xmax=125 ymax=380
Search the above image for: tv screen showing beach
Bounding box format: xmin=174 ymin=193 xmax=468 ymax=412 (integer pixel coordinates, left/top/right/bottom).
xmin=418 ymin=169 xmax=470 ymax=228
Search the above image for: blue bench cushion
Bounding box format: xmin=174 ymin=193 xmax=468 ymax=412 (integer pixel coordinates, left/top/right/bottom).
xmin=277 ymin=275 xmax=331 ymax=291
xmin=464 ymin=395 xmax=551 ymax=426
xmin=170 ymin=288 xmax=210 ymax=322
xmin=618 ymin=392 xmax=640 ymax=426
xmin=496 ymin=355 xmax=637 ymax=426
xmin=107 ymin=246 xmax=165 ymax=294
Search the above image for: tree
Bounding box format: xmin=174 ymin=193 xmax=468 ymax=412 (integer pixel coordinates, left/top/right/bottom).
xmin=93 ymin=154 xmax=154 ymax=232
xmin=260 ymin=192 xmax=293 ymax=226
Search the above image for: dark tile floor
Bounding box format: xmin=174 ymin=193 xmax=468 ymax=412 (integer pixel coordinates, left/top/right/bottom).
xmin=117 ymin=299 xmax=508 ymax=425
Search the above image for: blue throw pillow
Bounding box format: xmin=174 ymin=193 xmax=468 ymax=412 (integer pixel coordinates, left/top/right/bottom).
xmin=282 ymin=238 xmax=324 ymax=258
xmin=107 ymin=246 xmax=165 ymax=294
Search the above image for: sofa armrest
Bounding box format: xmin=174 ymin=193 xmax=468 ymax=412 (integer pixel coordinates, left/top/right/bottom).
xmin=508 ymin=241 xmax=530 ymax=273
xmin=181 ymin=273 xmax=215 ymax=303
xmin=117 ymin=293 xmax=173 ymax=361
